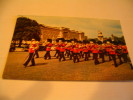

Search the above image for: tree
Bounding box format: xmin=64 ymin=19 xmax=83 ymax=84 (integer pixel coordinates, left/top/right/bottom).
xmin=13 ymin=17 xmax=41 ymax=47
xmin=113 ymin=36 xmax=126 ymax=45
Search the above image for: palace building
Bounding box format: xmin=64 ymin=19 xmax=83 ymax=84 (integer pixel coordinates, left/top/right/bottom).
xmin=39 ymin=24 xmax=86 ymax=43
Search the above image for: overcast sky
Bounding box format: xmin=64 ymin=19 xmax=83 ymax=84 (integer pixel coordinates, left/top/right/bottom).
xmin=20 ymin=15 xmax=123 ymax=38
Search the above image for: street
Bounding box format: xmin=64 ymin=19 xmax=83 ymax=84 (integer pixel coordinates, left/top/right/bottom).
xmin=3 ymin=51 xmax=133 ymax=81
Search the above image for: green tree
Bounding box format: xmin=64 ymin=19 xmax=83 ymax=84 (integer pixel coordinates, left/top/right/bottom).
xmin=13 ymin=17 xmax=41 ymax=47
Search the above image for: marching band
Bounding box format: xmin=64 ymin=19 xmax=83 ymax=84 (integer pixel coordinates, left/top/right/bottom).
xmin=23 ymin=38 xmax=132 ymax=69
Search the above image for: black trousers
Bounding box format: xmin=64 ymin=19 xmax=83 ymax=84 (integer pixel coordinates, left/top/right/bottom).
xmin=44 ymin=51 xmax=51 ymax=59
xmin=73 ymin=53 xmax=79 ymax=63
xmin=99 ymin=53 xmax=105 ymax=62
xmin=24 ymin=53 xmax=35 ymax=66
xmin=35 ymin=50 xmax=39 ymax=58
xmin=70 ymin=51 xmax=74 ymax=60
xmin=65 ymin=50 xmax=70 ymax=57
xmin=110 ymin=55 xmax=117 ymax=67
xmin=122 ymin=53 xmax=128 ymax=62
xmin=54 ymin=50 xmax=60 ymax=58
xmin=93 ymin=53 xmax=99 ymax=65
xmin=117 ymin=55 xmax=123 ymax=64
xmin=79 ymin=51 xmax=84 ymax=58
xmin=88 ymin=51 xmax=91 ymax=57
xmin=84 ymin=52 xmax=89 ymax=61
xmin=59 ymin=52 xmax=66 ymax=61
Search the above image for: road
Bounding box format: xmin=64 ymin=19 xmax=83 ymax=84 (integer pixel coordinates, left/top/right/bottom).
xmin=2 ymin=51 xmax=133 ymax=81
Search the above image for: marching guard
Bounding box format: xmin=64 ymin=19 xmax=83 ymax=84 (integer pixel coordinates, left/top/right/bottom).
xmin=35 ymin=41 xmax=40 ymax=58
xmin=23 ymin=39 xmax=37 ymax=67
xmin=44 ymin=39 xmax=53 ymax=60
xmin=54 ymin=40 xmax=60 ymax=58
xmin=121 ymin=45 xmax=128 ymax=63
xmin=92 ymin=44 xmax=100 ymax=65
xmin=73 ymin=44 xmax=80 ymax=63
xmin=99 ymin=44 xmax=105 ymax=63
xmin=83 ymin=45 xmax=89 ymax=61
xmin=109 ymin=46 xmax=117 ymax=67
xmin=116 ymin=44 xmax=123 ymax=65
xmin=58 ymin=38 xmax=66 ymax=61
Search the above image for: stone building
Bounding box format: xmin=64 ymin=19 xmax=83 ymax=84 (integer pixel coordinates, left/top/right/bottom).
xmin=39 ymin=24 xmax=85 ymax=43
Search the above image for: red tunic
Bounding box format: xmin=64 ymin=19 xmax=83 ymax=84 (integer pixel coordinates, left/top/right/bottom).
xmin=109 ymin=48 xmax=116 ymax=55
xmin=29 ymin=48 xmax=35 ymax=53
xmin=29 ymin=44 xmax=36 ymax=53
xmin=59 ymin=43 xmax=66 ymax=52
xmin=92 ymin=49 xmax=99 ymax=53
xmin=46 ymin=43 xmax=53 ymax=51
xmin=122 ymin=45 xmax=128 ymax=53
xmin=83 ymin=47 xmax=88 ymax=52
xmin=73 ymin=48 xmax=79 ymax=53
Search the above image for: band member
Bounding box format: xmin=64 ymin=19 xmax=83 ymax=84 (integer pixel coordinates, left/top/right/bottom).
xmin=69 ymin=39 xmax=75 ymax=60
xmin=83 ymin=45 xmax=89 ymax=61
xmin=109 ymin=46 xmax=117 ymax=67
xmin=86 ymin=44 xmax=91 ymax=58
xmin=59 ymin=38 xmax=66 ymax=61
xmin=116 ymin=44 xmax=123 ymax=64
xmin=99 ymin=44 xmax=105 ymax=63
xmin=44 ymin=39 xmax=53 ymax=60
xmin=35 ymin=41 xmax=40 ymax=58
xmin=105 ymin=41 xmax=112 ymax=61
xmin=23 ymin=39 xmax=36 ymax=67
xmin=121 ymin=45 xmax=128 ymax=63
xmin=79 ymin=45 xmax=84 ymax=58
xmin=89 ymin=40 xmax=95 ymax=60
xmin=54 ymin=39 xmax=60 ymax=58
xmin=73 ymin=44 xmax=80 ymax=63
xmin=92 ymin=44 xmax=100 ymax=65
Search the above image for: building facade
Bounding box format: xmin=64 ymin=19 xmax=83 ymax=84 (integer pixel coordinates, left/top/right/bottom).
xmin=39 ymin=25 xmax=85 ymax=43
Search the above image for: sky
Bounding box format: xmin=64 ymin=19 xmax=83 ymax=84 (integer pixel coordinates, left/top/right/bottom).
xmin=19 ymin=15 xmax=123 ymax=38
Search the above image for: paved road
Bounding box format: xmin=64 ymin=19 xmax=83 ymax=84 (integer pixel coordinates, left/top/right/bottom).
xmin=3 ymin=51 xmax=133 ymax=81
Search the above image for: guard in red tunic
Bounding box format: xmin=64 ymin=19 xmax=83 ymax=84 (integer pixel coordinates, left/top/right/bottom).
xmin=79 ymin=45 xmax=84 ymax=58
xmin=83 ymin=45 xmax=89 ymax=61
xmin=116 ymin=44 xmax=123 ymax=64
xmin=105 ymin=44 xmax=112 ymax=61
xmin=23 ymin=39 xmax=36 ymax=67
xmin=35 ymin=41 xmax=40 ymax=58
xmin=64 ymin=40 xmax=70 ymax=58
xmin=73 ymin=44 xmax=80 ymax=63
xmin=92 ymin=44 xmax=100 ymax=65
xmin=69 ymin=39 xmax=75 ymax=60
xmin=121 ymin=45 xmax=128 ymax=62
xmin=86 ymin=44 xmax=91 ymax=58
xmin=59 ymin=39 xmax=66 ymax=61
xmin=109 ymin=46 xmax=117 ymax=67
xmin=44 ymin=39 xmax=53 ymax=60
xmin=99 ymin=44 xmax=105 ymax=63
xmin=54 ymin=39 xmax=60 ymax=58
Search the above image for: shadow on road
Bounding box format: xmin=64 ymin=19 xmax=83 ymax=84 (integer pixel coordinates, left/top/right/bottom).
xmin=36 ymin=63 xmax=48 ymax=66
